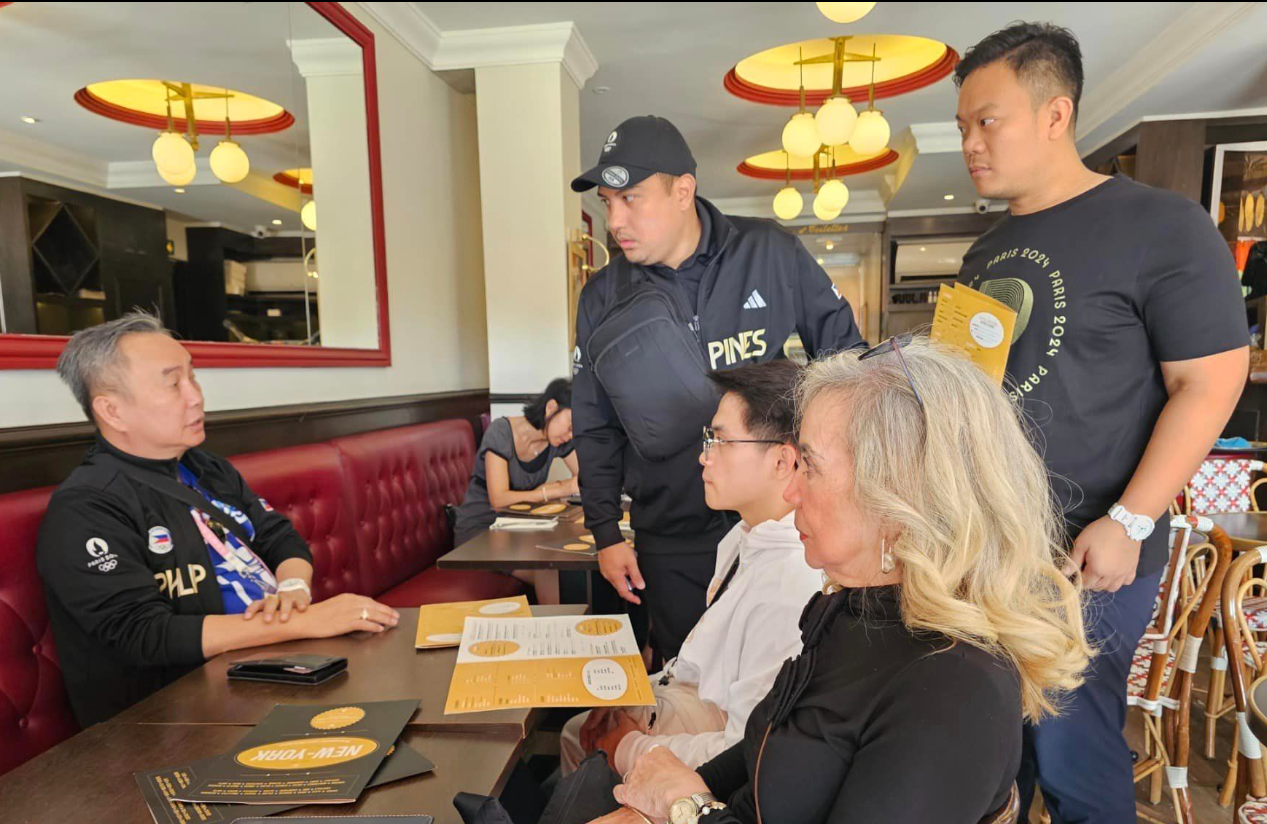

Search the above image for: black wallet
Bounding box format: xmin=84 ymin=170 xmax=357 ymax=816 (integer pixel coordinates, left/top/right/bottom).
xmin=226 ymin=653 xmax=348 ymax=685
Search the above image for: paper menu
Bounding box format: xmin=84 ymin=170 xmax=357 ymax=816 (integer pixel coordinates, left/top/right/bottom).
xmin=929 ymin=283 xmax=1018 ymax=386
xmin=414 ymin=596 xmax=532 ymax=648
xmin=444 ymin=615 xmax=655 ymax=714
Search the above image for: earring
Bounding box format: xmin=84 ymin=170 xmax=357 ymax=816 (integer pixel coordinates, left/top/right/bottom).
xmin=880 ymin=537 xmax=895 ymax=574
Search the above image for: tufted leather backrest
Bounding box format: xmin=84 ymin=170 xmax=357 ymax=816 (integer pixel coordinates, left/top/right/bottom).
xmin=0 ymin=486 xmax=79 ymax=777
xmin=332 ymin=420 xmax=475 ymax=594
xmin=228 ymin=443 xmax=364 ymax=601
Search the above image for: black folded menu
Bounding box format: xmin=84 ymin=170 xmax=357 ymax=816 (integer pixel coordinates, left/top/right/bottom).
xmin=136 ymin=742 xmax=434 ymax=823
xmin=227 ymin=653 xmax=348 ymax=686
xmin=168 ymin=700 xmax=419 ymax=805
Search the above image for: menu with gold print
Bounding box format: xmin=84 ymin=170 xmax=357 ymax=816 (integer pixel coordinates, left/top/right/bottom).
xmin=930 ymin=283 xmax=1018 ymax=387
xmin=170 ymin=700 xmax=417 ymax=805
xmin=445 ymin=614 xmax=655 ymax=713
xmin=415 ymin=595 xmax=532 ymax=648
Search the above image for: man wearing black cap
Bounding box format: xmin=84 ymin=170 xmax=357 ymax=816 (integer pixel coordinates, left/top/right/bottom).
xmin=571 ymin=115 xmax=866 ymax=659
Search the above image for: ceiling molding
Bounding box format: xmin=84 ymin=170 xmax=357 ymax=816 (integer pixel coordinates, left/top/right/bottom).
xmin=1141 ymin=105 xmax=1267 ymax=123
xmin=0 ymin=125 xmax=106 ymax=188
xmin=908 ymin=122 xmax=961 ymax=155
xmin=1077 ymin=1 xmax=1261 ymax=141
xmin=289 ymin=37 xmax=364 ymax=78
xmin=354 ymin=2 xmax=443 ymax=68
xmin=356 ymin=4 xmax=598 ymax=88
xmin=107 ymin=157 xmax=215 ymax=189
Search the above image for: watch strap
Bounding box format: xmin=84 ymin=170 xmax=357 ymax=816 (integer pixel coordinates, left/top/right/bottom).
xmin=277 ymin=578 xmax=311 ymax=596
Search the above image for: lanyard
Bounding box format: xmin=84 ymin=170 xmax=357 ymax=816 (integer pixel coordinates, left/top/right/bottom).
xmin=178 ymin=466 xmax=275 ymax=594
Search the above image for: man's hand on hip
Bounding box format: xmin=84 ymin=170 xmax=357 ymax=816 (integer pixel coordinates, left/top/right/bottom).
xmin=599 ymin=540 xmax=645 ymax=605
xmin=1064 ymin=515 xmax=1141 ymax=592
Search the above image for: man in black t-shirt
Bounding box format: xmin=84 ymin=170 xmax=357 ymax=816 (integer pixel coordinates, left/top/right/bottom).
xmin=954 ymin=24 xmax=1247 ymax=822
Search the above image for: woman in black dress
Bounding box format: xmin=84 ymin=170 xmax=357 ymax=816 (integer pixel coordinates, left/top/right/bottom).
xmin=599 ymin=338 xmax=1091 ymax=824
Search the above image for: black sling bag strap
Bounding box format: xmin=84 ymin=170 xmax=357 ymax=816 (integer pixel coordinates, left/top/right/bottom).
xmin=113 ymin=460 xmax=257 ymax=547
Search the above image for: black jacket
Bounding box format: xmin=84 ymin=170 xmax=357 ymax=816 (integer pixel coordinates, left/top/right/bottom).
xmin=696 ymin=586 xmax=1021 ymax=824
xmin=36 ymin=436 xmax=312 ymax=726
xmin=572 ymin=197 xmax=866 ymax=548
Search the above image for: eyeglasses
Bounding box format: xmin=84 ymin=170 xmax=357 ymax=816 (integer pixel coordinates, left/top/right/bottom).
xmin=701 ymin=426 xmax=784 ymax=461
xmin=859 ymin=333 xmax=925 ymax=412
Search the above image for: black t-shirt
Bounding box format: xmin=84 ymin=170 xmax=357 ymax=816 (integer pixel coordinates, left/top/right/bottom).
xmin=959 ymin=175 xmax=1248 ymax=574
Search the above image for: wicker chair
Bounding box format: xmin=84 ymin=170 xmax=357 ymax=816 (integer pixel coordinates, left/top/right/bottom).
xmin=1219 ymin=544 xmax=1267 ymax=822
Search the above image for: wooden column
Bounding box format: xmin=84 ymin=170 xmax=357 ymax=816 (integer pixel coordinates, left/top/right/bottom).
xmin=1134 ymin=120 xmax=1207 ymax=202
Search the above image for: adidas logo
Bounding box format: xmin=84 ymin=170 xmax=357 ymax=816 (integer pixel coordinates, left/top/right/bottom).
xmin=743 ymin=289 xmax=767 ymax=310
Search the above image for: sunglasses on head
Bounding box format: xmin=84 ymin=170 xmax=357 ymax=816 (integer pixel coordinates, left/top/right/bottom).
xmin=858 ymin=334 xmax=925 ymax=412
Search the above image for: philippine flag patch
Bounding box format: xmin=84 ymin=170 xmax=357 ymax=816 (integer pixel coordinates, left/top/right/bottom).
xmin=259 ymin=498 xmax=275 ymax=512
xmin=148 ymin=526 xmax=174 ymax=555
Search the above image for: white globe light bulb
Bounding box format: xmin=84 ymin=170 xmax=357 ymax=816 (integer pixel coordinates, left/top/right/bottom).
xmin=849 ymin=109 xmax=891 ymax=156
xmin=781 ymin=112 xmax=822 ymax=159
xmin=209 ymin=139 xmax=250 ymax=183
xmin=152 ymin=131 xmax=194 ymax=176
xmin=159 ymin=162 xmax=196 ymax=186
xmin=816 ymin=2 xmax=876 ymax=23
xmin=813 ymin=190 xmax=843 ymax=222
xmin=301 ymin=200 xmax=317 ymax=232
xmin=815 ymin=96 xmax=858 ymax=147
xmin=818 ymin=178 xmax=850 ymax=212
xmin=772 ymin=186 xmax=804 ymax=220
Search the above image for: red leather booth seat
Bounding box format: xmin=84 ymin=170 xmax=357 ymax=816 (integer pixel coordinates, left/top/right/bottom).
xmin=0 ymin=486 xmax=79 ymax=778
xmin=0 ymin=417 xmax=519 ymax=777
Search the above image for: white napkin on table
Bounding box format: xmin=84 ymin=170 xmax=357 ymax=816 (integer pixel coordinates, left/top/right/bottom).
xmin=490 ymin=517 xmax=559 ymax=531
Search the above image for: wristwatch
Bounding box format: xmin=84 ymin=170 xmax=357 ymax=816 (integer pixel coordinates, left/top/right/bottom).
xmin=277 ymin=578 xmax=311 ymax=598
xmin=1108 ymin=503 xmax=1155 ymax=542
xmin=669 ymin=793 xmax=727 ymax=824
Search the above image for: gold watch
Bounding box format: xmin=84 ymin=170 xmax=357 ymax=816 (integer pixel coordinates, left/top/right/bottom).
xmin=669 ymin=792 xmax=726 ymax=824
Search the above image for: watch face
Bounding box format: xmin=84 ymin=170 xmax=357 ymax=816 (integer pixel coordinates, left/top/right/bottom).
xmin=1129 ymin=521 xmax=1151 ymax=542
xmin=670 ymin=798 xmax=698 ymax=824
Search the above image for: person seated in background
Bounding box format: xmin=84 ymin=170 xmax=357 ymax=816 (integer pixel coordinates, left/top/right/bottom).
xmin=561 ymin=360 xmax=821 ymax=779
xmin=37 ymin=312 xmax=399 ymax=728
xmin=600 ymin=338 xmax=1091 ymax=824
xmin=453 ymin=378 xmax=579 ymax=604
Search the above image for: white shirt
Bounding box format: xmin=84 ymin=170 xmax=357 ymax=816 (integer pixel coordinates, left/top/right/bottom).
xmin=618 ymin=509 xmax=822 ymax=770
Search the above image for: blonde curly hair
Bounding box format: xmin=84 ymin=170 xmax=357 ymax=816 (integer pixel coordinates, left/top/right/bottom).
xmin=798 ymin=336 xmax=1092 ymax=721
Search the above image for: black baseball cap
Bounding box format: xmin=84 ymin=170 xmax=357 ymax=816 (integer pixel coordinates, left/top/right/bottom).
xmin=571 ymin=115 xmax=697 ymax=193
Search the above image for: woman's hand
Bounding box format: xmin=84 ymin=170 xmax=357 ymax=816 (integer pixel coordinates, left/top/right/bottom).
xmin=243 ymin=587 xmax=310 ymax=623
xmin=613 ymin=746 xmax=710 ymax=821
xmin=291 ymin=593 xmax=399 ymax=638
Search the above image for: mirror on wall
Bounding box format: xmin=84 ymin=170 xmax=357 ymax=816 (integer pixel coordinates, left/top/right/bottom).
xmin=0 ymin=2 xmax=381 ymax=351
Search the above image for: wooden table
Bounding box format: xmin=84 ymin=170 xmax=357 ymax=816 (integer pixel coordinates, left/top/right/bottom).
xmin=117 ymin=604 xmax=586 ymax=737
xmin=438 ymin=521 xmax=600 ymax=572
xmin=1208 ymin=512 xmax=1267 ymax=552
xmin=0 ymin=721 xmax=522 ymax=824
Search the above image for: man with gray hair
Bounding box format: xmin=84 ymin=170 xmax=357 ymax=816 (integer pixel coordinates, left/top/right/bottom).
xmin=38 ymin=311 xmax=399 ymax=726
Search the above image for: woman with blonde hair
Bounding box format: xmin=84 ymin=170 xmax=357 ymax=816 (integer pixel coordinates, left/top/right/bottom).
xmin=599 ymin=335 xmax=1091 ymax=824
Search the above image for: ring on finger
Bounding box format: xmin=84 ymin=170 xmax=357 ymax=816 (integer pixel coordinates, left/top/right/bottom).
xmin=360 ymin=608 xmax=369 ymax=621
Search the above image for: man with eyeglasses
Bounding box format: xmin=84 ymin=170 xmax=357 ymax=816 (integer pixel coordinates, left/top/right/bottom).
xmin=560 ymin=360 xmax=821 ymax=782
xmin=954 ymin=24 xmax=1248 ymax=821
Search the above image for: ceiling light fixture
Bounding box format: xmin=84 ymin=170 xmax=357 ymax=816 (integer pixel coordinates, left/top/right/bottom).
xmin=209 ymin=86 xmax=250 ymax=184
xmin=806 ymin=37 xmax=881 ymax=147
xmin=301 ymin=199 xmax=317 ymax=232
xmin=772 ymin=151 xmax=804 ymax=220
xmin=848 ymin=44 xmax=891 ymax=156
xmin=174 ymin=188 xmax=186 ymax=193
xmin=271 ymin=219 xmax=283 ymax=226
xmin=816 ymin=147 xmax=850 ymax=213
xmin=811 ymin=150 xmax=844 ymax=222
xmin=816 ymin=2 xmax=877 ymax=24
xmin=20 ymin=116 xmax=39 ymax=124
xmin=781 ymin=48 xmax=821 ymax=158
xmin=817 ymin=257 xmax=826 ymax=265
xmin=593 ymin=85 xmax=611 ymax=95
xmin=825 ymin=241 xmax=835 ymax=251
xmin=943 ymin=194 xmax=955 ymax=201
xmin=153 ymin=93 xmax=195 ymax=184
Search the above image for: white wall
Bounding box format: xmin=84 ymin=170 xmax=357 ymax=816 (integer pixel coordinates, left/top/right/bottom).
xmin=0 ymin=5 xmax=489 ymax=429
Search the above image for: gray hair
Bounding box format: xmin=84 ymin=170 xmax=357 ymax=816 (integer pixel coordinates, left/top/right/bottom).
xmin=56 ymin=311 xmax=171 ymax=420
